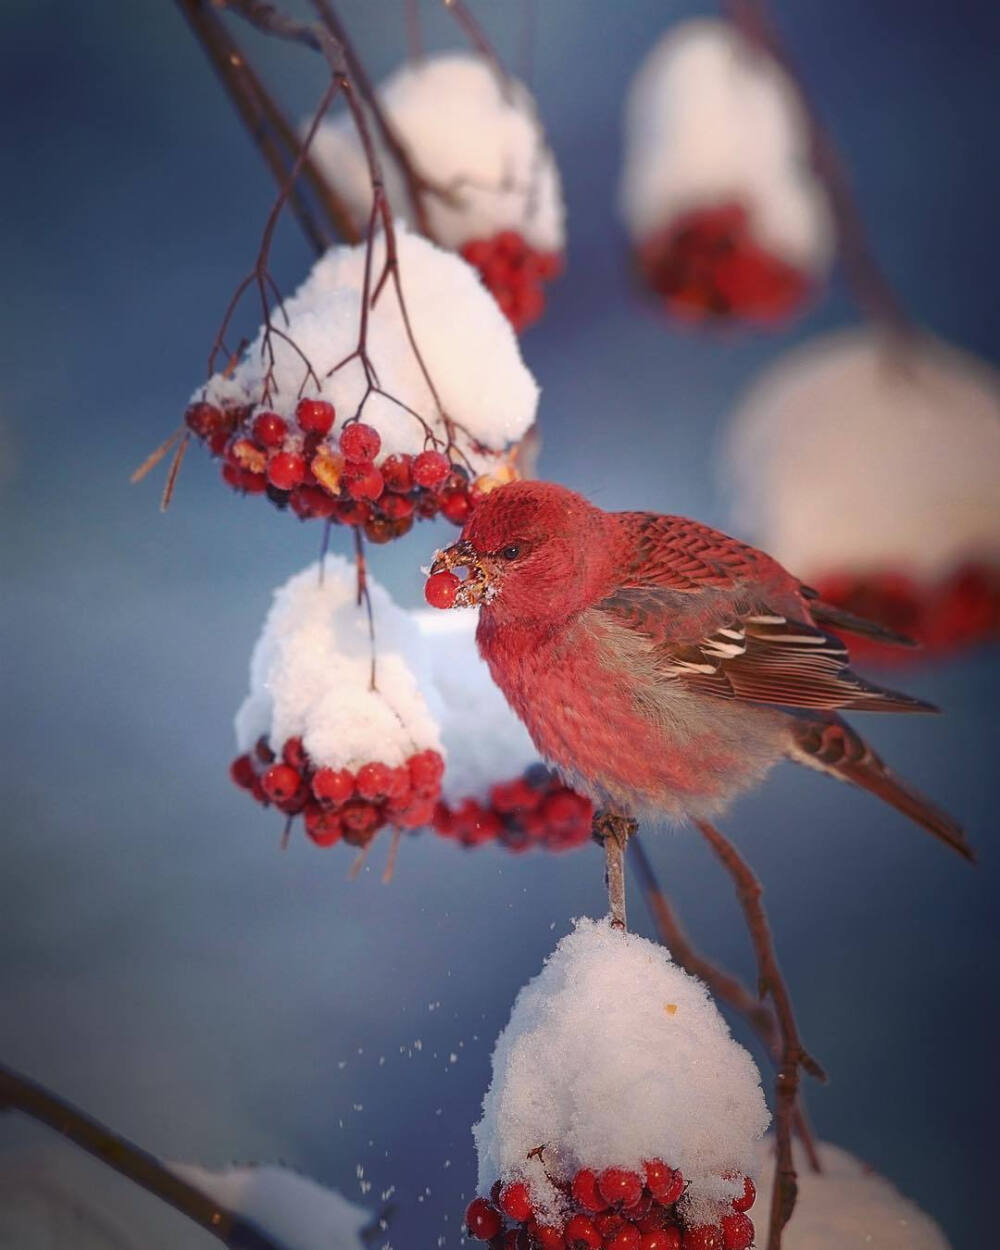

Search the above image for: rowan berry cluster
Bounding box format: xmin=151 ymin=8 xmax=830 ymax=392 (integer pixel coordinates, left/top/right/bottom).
xmin=230 ymin=735 xmax=445 ymax=849
xmin=815 ymin=563 xmax=1000 ymax=660
xmin=433 ymin=766 xmax=593 ymax=853
xmin=637 ymin=202 xmax=809 ymax=324
xmin=466 ymin=1161 xmax=755 ymax=1250
xmin=184 ymin=398 xmax=476 ymax=540
xmin=461 ymin=231 xmax=563 ymax=333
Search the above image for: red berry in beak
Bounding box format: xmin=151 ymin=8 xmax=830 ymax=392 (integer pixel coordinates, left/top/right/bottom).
xmin=425 ymin=569 xmax=461 ymax=609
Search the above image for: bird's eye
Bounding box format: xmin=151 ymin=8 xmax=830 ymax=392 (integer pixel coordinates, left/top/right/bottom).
xmin=500 ymin=544 xmax=521 ymax=560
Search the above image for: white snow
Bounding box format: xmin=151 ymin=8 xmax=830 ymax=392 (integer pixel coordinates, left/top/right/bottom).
xmin=620 ymin=20 xmax=833 ymax=273
xmin=312 ymin=54 xmax=565 ymax=253
xmin=235 ymin=556 xmax=443 ymax=770
xmin=474 ymin=918 xmax=770 ymax=1225
xmin=415 ymin=609 xmax=539 ymax=803
xmin=200 ymin=226 xmax=539 ymax=479
xmin=754 ymin=1139 xmax=951 ymax=1249
xmin=170 ymin=1163 xmax=371 ymax=1250
xmin=723 ymin=329 xmax=1000 ymax=579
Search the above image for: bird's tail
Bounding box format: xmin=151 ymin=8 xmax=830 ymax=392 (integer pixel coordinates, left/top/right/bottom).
xmin=787 ymin=716 xmax=974 ymax=862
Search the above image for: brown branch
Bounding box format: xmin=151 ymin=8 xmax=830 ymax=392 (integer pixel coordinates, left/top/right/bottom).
xmin=725 ymin=0 xmax=911 ymax=337
xmin=693 ymin=820 xmax=824 ymax=1250
xmin=629 ymin=835 xmax=821 ymax=1174
xmin=593 ymin=811 xmax=637 ymax=930
xmin=0 ymin=1062 xmax=288 ymax=1250
xmin=443 ymin=0 xmax=511 ymax=94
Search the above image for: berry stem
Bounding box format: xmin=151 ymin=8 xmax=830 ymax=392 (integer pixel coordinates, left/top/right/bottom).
xmin=693 ymin=820 xmax=825 ymax=1250
xmin=0 ymin=1062 xmax=287 ymax=1250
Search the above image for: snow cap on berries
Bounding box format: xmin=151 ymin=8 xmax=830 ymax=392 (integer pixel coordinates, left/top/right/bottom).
xmin=198 ymin=227 xmax=539 ymax=478
xmin=416 ymin=610 xmax=539 ymax=803
xmin=235 ymin=555 xmax=443 ymax=771
xmin=620 ymin=19 xmax=833 ymax=276
xmin=723 ymin=329 xmax=1000 ymax=579
xmin=474 ymin=918 xmax=770 ymax=1225
xmin=312 ymin=53 xmax=565 ymax=254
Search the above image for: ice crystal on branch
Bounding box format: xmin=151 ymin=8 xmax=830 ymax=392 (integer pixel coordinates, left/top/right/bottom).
xmin=312 ymin=54 xmax=565 ymax=331
xmin=189 ymin=227 xmax=539 ymax=532
xmin=620 ymin=20 xmax=832 ymax=324
xmin=473 ymin=919 xmax=769 ymax=1236
xmin=724 ymin=329 xmax=1000 ymax=656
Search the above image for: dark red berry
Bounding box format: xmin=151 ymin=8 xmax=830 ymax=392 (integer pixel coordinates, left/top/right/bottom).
xmin=571 ymin=1170 xmax=606 ymax=1213
xmin=409 ymin=750 xmax=444 ymax=794
xmin=282 ymin=736 xmax=308 ymax=770
xmin=303 ymin=805 xmax=343 ymax=847
xmin=533 ymin=1224 xmax=566 ymax=1249
xmin=498 ymin=1181 xmax=533 ymax=1224
xmin=440 ymin=488 xmax=472 ymax=524
xmin=639 ymin=1231 xmax=681 ymax=1250
xmin=465 ymin=1198 xmax=502 ymax=1241
xmin=344 ymin=463 xmax=384 ymax=500
xmin=621 ymin=1194 xmax=653 ymax=1222
xmin=185 ymin=401 xmax=226 ymax=439
xmin=730 ymin=1176 xmax=754 ymax=1213
xmin=254 ymin=737 xmax=275 ymax=764
xmin=290 ymin=485 xmax=337 ymax=520
xmin=341 ymin=799 xmax=379 ymax=833
xmin=267 ymin=452 xmax=306 ymax=491
xmin=380 ymin=453 xmax=413 ymax=493
xmin=380 ymin=492 xmax=414 ymax=520
xmin=412 ymin=449 xmax=450 ymax=488
xmin=336 ymin=499 xmax=372 ymax=526
xmin=357 ymin=761 xmax=393 ymax=800
xmin=720 ymin=1213 xmax=753 ymax=1250
xmin=312 ymin=768 xmax=355 ymax=805
xmin=598 ymin=1170 xmax=643 ymax=1210
xmin=339 ymin=422 xmax=381 ymax=463
xmin=595 ymin=1212 xmax=625 ymax=1239
xmin=229 ymin=754 xmax=256 ymax=790
xmin=296 ymin=397 xmax=335 ymax=436
xmin=564 ymin=1215 xmax=602 ymax=1250
xmin=607 ymin=1225 xmax=640 ymax=1250
xmin=681 ymin=1228 xmax=722 ymax=1250
xmin=252 ymin=411 xmax=287 ymax=447
xmin=644 ymin=1162 xmax=684 ymax=1207
xmin=425 ymin=570 xmax=460 ymax=609
xmin=261 ymin=763 xmax=302 ymax=802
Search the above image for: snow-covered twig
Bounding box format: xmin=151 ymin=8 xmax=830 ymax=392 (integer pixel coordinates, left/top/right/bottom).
xmin=0 ymin=1062 xmax=289 ymax=1250
xmin=694 ymin=819 xmax=825 ymax=1250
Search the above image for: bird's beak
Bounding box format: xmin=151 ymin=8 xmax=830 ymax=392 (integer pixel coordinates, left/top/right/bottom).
xmin=430 ymin=539 xmax=493 ymax=606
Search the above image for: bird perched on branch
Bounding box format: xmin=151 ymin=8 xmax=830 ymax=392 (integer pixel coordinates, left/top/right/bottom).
xmin=429 ymin=479 xmax=972 ymax=867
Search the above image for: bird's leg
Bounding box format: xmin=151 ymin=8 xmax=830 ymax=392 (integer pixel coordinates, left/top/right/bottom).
xmin=593 ymin=810 xmax=637 ymax=931
xmin=694 ymin=820 xmax=825 ymax=1250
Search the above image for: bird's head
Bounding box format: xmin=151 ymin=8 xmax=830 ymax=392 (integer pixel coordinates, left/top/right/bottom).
xmin=429 ymin=480 xmax=615 ymax=625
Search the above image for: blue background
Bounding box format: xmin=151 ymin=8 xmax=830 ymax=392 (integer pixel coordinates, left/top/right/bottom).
xmin=1 ymin=2 xmax=997 ymax=1247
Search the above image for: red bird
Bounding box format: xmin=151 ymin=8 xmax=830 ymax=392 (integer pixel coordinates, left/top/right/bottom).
xmin=430 ymin=480 xmax=972 ymax=863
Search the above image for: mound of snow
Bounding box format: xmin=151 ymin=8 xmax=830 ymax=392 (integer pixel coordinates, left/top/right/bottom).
xmin=754 ymin=1140 xmax=951 ymax=1249
xmin=200 ymin=227 xmax=538 ymax=479
xmin=723 ymin=329 xmax=1000 ymax=580
xmin=474 ymin=918 xmax=770 ymax=1225
xmin=620 ymin=19 xmax=832 ymax=275
xmin=312 ymin=53 xmax=564 ymax=254
xmin=235 ymin=556 xmax=442 ymax=772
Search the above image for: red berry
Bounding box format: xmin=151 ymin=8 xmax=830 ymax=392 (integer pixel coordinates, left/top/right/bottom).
xmin=607 ymin=1225 xmax=640 ymax=1250
xmin=572 ymin=1170 xmax=607 ymax=1212
xmin=720 ymin=1213 xmax=753 ymax=1250
xmin=267 ymin=452 xmax=306 ymax=491
xmin=465 ymin=1197 xmax=502 ymax=1241
xmin=380 ymin=492 xmax=414 ymax=520
xmin=595 ymin=1212 xmax=625 ymax=1239
xmin=461 ymin=239 xmax=493 ymax=268
xmin=598 ymin=1170 xmax=643 ymax=1210
xmin=357 ymin=761 xmax=393 ymax=800
xmin=340 ymin=800 xmax=380 ymax=845
xmin=392 ymin=796 xmax=436 ymax=829
xmin=254 ymin=737 xmax=275 ymax=764
xmin=344 ymin=463 xmax=384 ymax=500
xmin=290 ymin=485 xmax=337 ymax=520
xmin=409 ymin=749 xmax=445 ymax=794
xmin=303 ymin=805 xmax=343 ymax=847
xmin=261 ymin=763 xmax=302 ymax=802
xmin=252 ymin=411 xmax=287 ymax=447
xmin=185 ymin=401 xmax=225 ymax=439
xmin=282 ymin=737 xmax=308 ymax=770
xmin=424 ymin=569 xmax=460 ymax=609
xmin=621 ymin=1194 xmax=653 ymax=1222
xmin=339 ymin=422 xmax=381 ymax=463
xmin=380 ymin=453 xmax=414 ymax=493
xmin=644 ymin=1162 xmax=684 ymax=1207
xmin=336 ymin=499 xmax=371 ymax=526
xmin=440 ymin=488 xmax=472 ymax=524
xmin=296 ymin=397 xmax=335 ymax=436
xmin=565 ymin=1215 xmax=602 ymax=1250
xmin=534 ymin=1224 xmax=566 ymax=1249
xmin=311 ymin=768 xmax=354 ymax=805
xmin=412 ymin=449 xmax=450 ymax=488
xmin=498 ymin=1181 xmax=533 ymax=1224
xmin=229 ymin=754 xmax=256 ymax=790
xmin=640 ymin=1231 xmax=681 ymax=1250
xmin=730 ymin=1176 xmax=755 ymax=1213
xmin=681 ymin=1228 xmax=722 ymax=1250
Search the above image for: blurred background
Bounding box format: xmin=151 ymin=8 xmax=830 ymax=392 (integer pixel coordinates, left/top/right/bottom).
xmin=0 ymin=1 xmax=996 ymax=1246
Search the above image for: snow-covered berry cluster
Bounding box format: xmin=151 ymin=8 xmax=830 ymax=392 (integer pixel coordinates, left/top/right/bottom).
xmin=433 ymin=765 xmax=593 ymax=854
xmin=461 ymin=232 xmax=563 ymax=333
xmin=466 ymin=1158 xmax=756 ymax=1249
xmin=636 ymin=201 xmax=809 ymax=324
xmin=620 ymin=20 xmax=832 ymax=327
xmin=230 ymin=735 xmax=444 ymax=849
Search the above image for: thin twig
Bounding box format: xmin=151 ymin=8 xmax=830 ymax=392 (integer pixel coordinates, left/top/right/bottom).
xmin=629 ymin=835 xmax=821 ymax=1174
xmin=443 ymin=0 xmax=511 ymax=95
xmin=0 ymin=1062 xmax=288 ymax=1250
xmin=593 ymin=812 xmax=636 ymax=930
xmin=694 ymin=820 xmax=824 ymax=1250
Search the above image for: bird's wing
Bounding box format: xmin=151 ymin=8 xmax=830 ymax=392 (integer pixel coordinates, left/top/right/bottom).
xmin=598 ymin=515 xmax=934 ymax=713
